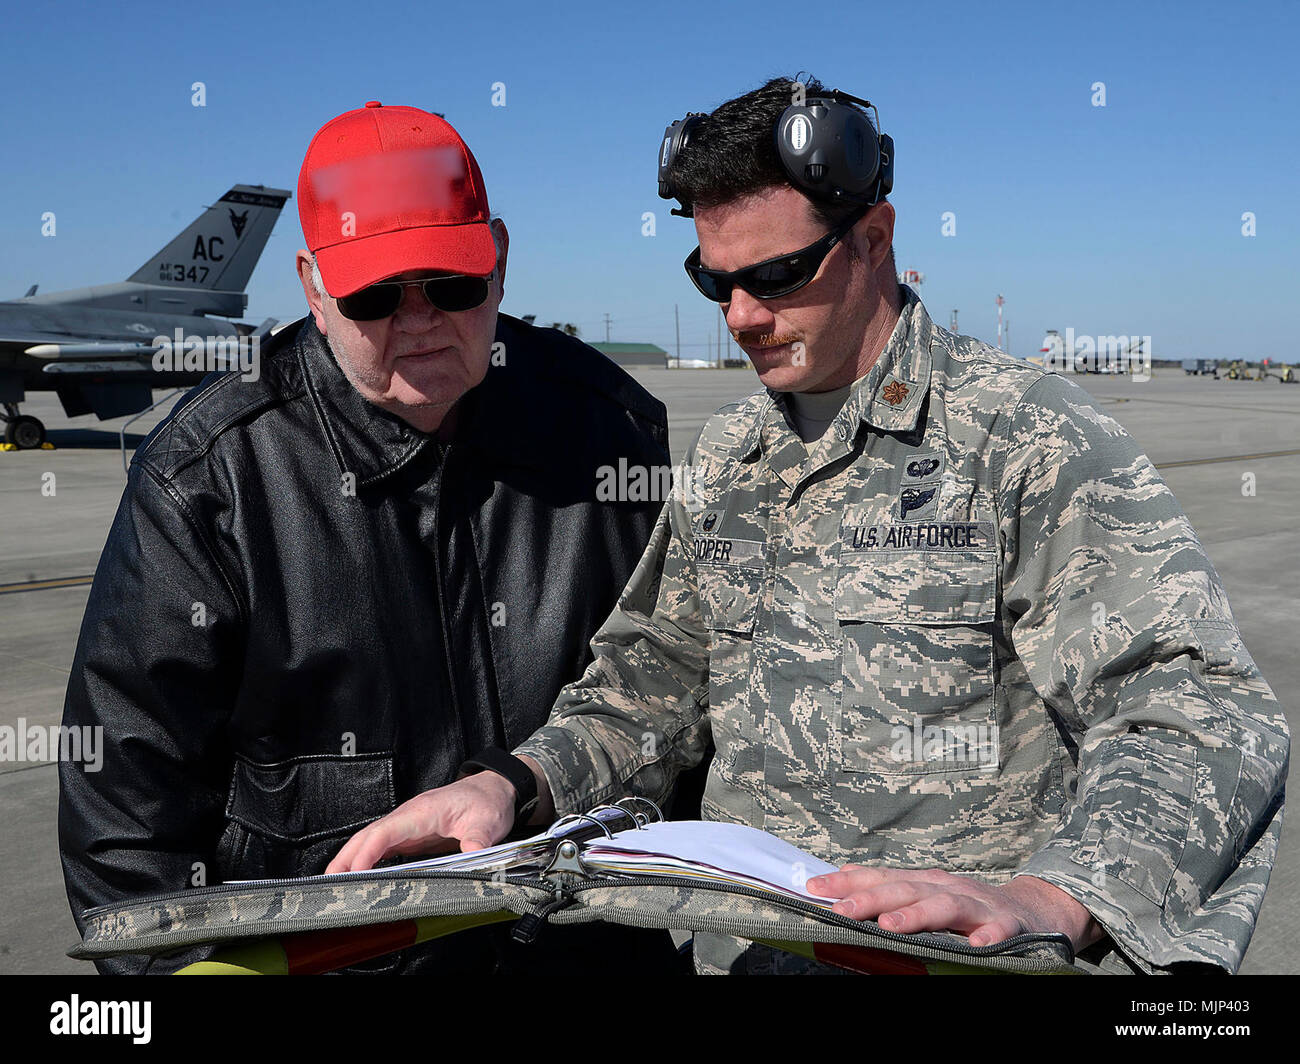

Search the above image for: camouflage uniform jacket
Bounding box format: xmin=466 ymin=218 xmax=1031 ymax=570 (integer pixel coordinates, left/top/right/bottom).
xmin=515 ymin=287 xmax=1289 ymax=974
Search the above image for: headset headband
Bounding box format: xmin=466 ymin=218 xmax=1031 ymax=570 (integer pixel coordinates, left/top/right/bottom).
xmin=657 ymin=87 xmax=893 ymax=218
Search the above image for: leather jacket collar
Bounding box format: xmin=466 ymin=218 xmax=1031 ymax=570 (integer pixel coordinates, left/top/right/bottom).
xmin=294 ymin=315 xmax=563 ymax=489
xmin=296 ymin=318 xmax=434 ymax=489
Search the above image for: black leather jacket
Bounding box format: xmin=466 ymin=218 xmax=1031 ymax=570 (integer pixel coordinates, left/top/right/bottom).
xmin=59 ymin=314 xmax=675 ymax=973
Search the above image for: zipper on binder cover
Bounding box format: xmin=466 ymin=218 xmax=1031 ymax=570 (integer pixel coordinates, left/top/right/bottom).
xmin=511 ymin=888 xmax=574 ymax=945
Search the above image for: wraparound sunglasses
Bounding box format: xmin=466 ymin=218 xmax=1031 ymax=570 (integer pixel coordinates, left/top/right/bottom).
xmin=684 ymin=203 xmax=870 ymax=303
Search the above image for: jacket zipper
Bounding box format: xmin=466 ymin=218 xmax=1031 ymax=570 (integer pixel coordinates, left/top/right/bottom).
xmin=429 ymin=441 xmax=466 ymax=753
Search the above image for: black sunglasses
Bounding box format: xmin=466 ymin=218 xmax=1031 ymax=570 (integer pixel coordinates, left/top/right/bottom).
xmin=684 ymin=203 xmax=870 ymax=303
xmin=335 ymin=273 xmax=493 ymax=321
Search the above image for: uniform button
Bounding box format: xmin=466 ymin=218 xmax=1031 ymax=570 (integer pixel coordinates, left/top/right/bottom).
xmin=365 ymin=100 xmax=382 ymax=108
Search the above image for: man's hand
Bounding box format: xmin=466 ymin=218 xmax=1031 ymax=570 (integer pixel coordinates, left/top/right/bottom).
xmin=805 ymin=867 xmax=1103 ymax=951
xmin=325 ymin=770 xmax=518 ymax=873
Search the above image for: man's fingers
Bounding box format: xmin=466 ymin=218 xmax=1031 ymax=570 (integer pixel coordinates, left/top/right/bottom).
xmin=326 ymin=819 xmax=413 ymax=873
xmin=806 ymin=865 xmax=887 ymax=895
xmin=325 ymin=828 xmax=372 ymax=874
xmin=811 ymin=865 xmax=1054 ymax=944
xmin=325 ymin=801 xmax=453 ymax=873
xmin=857 ymin=890 xmax=1026 ymax=944
xmin=338 ymin=832 xmax=388 ymax=874
xmin=325 ymin=777 xmax=516 ymax=872
xmin=808 ymin=864 xmax=957 ymax=899
xmin=966 ymin=916 xmax=1025 ymax=947
xmin=830 ymin=880 xmax=928 ymax=919
xmin=869 ymin=889 xmax=975 ymax=933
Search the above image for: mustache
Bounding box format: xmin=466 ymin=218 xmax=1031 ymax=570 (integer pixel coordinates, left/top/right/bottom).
xmin=732 ymin=331 xmax=802 ymax=348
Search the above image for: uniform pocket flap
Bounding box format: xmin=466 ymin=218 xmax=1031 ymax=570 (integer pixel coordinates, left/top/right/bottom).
xmin=836 ymin=551 xmax=996 ymax=623
xmin=226 ymin=753 xmax=396 ymax=843
xmin=698 ymin=569 xmax=762 ymax=635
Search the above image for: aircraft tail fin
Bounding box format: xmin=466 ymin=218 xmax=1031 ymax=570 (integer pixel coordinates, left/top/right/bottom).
xmin=128 ymin=185 xmax=291 ymax=294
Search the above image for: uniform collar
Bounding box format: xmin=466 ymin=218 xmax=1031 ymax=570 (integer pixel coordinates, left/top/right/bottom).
xmin=736 ymin=284 xmax=934 ymax=463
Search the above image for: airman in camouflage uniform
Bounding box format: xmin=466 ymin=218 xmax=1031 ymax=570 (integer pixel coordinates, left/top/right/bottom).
xmin=513 ymin=282 xmax=1290 ymax=974
xmin=332 ymin=75 xmax=1289 ymax=975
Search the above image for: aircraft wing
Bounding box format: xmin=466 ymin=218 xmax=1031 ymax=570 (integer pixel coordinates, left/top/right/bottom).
xmin=0 ymin=330 xmax=90 ymax=347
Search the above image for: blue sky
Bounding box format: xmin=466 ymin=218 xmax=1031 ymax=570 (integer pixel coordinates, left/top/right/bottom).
xmin=1 ymin=0 xmax=1296 ymax=361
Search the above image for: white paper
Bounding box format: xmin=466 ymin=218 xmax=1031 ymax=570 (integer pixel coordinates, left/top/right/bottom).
xmin=584 ymin=820 xmax=843 ymax=903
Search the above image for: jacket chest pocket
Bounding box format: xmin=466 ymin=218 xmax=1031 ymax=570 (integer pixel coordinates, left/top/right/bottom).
xmin=834 ymin=550 xmax=998 ymax=775
xmin=697 ymin=563 xmax=765 ymax=786
xmin=218 ymin=752 xmax=396 ymax=880
xmin=698 ymin=564 xmax=761 ymax=636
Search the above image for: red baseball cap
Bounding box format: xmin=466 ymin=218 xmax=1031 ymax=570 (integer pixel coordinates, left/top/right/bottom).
xmin=298 ymin=101 xmax=496 ymax=298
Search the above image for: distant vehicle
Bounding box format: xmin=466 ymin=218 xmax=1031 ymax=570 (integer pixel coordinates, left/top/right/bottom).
xmin=1221 ymin=359 xmax=1294 ymax=382
xmin=1256 ymin=359 xmax=1296 ymax=384
xmin=667 ymin=358 xmax=716 ymax=369
xmin=1182 ymin=359 xmax=1218 ymax=375
xmin=0 ymin=184 xmax=290 ymax=448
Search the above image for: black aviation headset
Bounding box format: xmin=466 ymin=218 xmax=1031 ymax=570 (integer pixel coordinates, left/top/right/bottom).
xmin=656 ymin=86 xmax=894 ymax=302
xmin=657 ymin=86 xmax=894 ymax=217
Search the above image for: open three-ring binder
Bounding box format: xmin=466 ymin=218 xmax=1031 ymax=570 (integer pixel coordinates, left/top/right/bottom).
xmin=70 ymin=798 xmax=1081 ymax=975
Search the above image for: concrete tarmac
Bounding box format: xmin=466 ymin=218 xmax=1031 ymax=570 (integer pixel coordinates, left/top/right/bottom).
xmin=1 ymin=363 xmax=1296 ymax=974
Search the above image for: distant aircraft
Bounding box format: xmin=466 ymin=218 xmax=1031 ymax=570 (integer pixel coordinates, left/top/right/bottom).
xmin=0 ymin=184 xmax=290 ymax=448
xmin=1039 ymin=329 xmax=1149 ymax=376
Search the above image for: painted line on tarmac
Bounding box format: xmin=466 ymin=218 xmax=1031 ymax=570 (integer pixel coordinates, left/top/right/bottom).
xmin=1155 ymin=448 xmax=1300 ymax=469
xmin=0 ymin=575 xmax=93 ymax=596
xmin=0 ymin=760 xmax=58 ymax=776
xmin=1106 ymin=396 xmax=1300 ymax=416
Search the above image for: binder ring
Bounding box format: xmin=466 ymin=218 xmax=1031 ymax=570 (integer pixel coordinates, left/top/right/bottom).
xmin=587 ymin=802 xmax=635 ymax=829
xmin=558 ymin=811 xmax=616 ymax=839
xmin=548 ymin=812 xmax=589 ymax=837
xmin=616 ymin=795 xmax=663 ymax=828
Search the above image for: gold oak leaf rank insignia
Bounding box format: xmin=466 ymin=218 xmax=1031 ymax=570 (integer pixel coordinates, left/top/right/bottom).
xmin=882 ymin=380 xmax=910 ymax=405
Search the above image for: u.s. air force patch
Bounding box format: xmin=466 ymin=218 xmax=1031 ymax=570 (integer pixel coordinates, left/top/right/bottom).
xmin=840 ymin=520 xmax=994 ymax=554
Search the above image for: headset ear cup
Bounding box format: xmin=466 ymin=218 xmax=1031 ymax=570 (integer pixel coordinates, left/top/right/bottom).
xmin=876 ymin=133 xmax=894 ymax=199
xmin=841 ymin=109 xmax=876 ymax=185
xmin=776 ymin=99 xmax=887 ymax=205
xmin=657 ymin=114 xmax=704 ymax=214
xmin=775 ymin=105 xmax=809 ymax=191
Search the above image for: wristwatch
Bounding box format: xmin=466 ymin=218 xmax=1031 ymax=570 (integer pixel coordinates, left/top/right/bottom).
xmin=458 ymin=747 xmax=540 ymax=825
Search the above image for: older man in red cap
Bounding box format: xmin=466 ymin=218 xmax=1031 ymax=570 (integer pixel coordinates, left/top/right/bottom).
xmin=59 ymin=103 xmax=681 ymax=974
